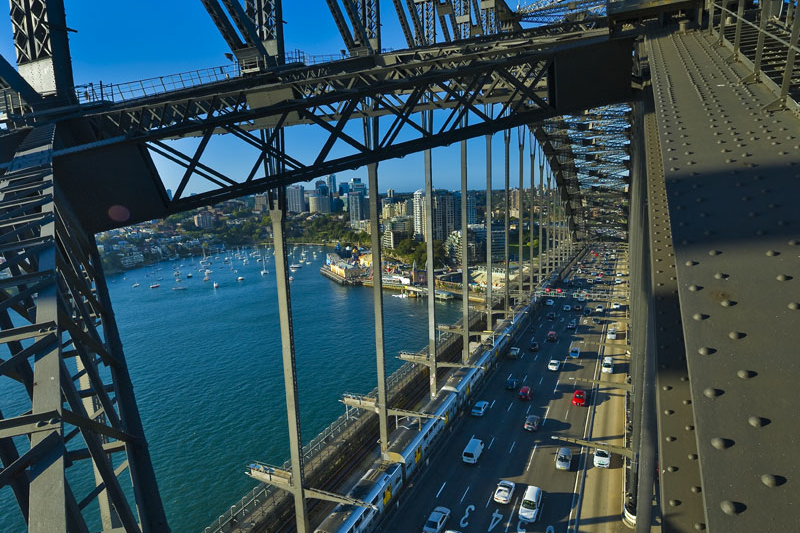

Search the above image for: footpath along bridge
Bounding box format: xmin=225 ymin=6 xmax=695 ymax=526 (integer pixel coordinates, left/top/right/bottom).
xmin=0 ymin=1 xmax=797 ymax=533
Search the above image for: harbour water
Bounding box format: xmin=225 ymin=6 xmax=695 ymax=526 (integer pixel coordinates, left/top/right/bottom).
xmin=0 ymin=245 xmax=463 ymax=532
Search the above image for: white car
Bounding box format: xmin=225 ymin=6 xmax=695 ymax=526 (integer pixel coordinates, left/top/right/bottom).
xmin=595 ymin=305 xmax=604 ymax=313
xmin=493 ymin=480 xmax=516 ymax=504
xmin=569 ymin=347 xmax=580 ymax=358
xmin=555 ymin=447 xmax=572 ymax=470
xmin=423 ymin=507 xmax=451 ymax=533
xmin=562 ymin=304 xmax=571 ymax=312
xmin=601 ymin=356 xmax=613 ymax=374
xmin=471 ymin=400 xmax=489 ymax=416
xmin=615 ymin=278 xmax=623 ymax=285
xmin=518 ymin=486 xmax=543 ymax=522
xmin=508 ymin=347 xmax=521 ymax=359
xmin=594 ymin=449 xmax=611 ymax=468
xmin=607 ymin=328 xmax=617 ymax=340
xmin=547 ymin=359 xmax=560 ymax=371
xmin=611 ymin=302 xmax=621 ymax=310
xmin=545 ymin=299 xmax=554 ymax=306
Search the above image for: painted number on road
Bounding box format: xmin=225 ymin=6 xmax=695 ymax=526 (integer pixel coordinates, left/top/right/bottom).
xmin=488 ymin=510 xmax=503 ymax=531
xmin=546 ymin=526 xmax=555 ymax=533
xmin=459 ymin=505 xmax=474 ymax=527
xmin=516 ymin=521 xmax=527 ymax=532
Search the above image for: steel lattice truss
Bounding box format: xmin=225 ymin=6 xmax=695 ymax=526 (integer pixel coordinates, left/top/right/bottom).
xmin=0 ymin=125 xmax=168 ymax=531
xmin=517 ymin=0 xmax=607 ymax=25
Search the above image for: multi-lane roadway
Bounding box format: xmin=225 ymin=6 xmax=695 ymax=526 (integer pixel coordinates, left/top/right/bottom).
xmin=380 ymin=246 xmax=630 ymax=533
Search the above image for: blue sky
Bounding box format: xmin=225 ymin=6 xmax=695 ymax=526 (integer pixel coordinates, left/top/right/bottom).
xmin=0 ymin=1 xmax=547 ymax=194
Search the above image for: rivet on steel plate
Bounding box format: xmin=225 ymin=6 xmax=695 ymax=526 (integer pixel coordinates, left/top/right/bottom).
xmin=727 ymin=331 xmax=745 ymax=340
xmin=736 ymin=369 xmax=756 ymax=379
xmin=748 ymin=416 xmax=770 ymax=428
xmin=711 ymin=437 xmax=734 ymax=450
xmin=703 ymin=388 xmax=722 ymax=398
xmin=760 ymin=474 xmax=785 ymax=487
xmin=720 ymin=500 xmax=745 ymax=515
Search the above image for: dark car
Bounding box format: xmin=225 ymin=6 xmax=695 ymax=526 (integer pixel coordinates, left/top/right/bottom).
xmin=583 ymin=308 xmax=592 ymax=316
xmin=592 ymin=317 xmax=602 ymax=324
xmin=519 ymin=386 xmax=532 ymax=401
xmin=547 ymin=312 xmax=556 ymax=320
xmin=524 ymin=415 xmax=541 ymax=431
xmin=546 ymin=330 xmax=558 ymax=342
xmin=573 ymin=304 xmax=582 ymax=311
xmin=566 ymin=319 xmax=577 ymax=330
xmin=506 ymin=376 xmax=519 ymax=390
xmin=529 ymin=340 xmax=540 ymax=352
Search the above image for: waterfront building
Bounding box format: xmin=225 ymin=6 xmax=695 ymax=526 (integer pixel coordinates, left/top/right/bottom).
xmin=193 ymin=210 xmax=215 ymax=229
xmin=287 ymin=185 xmax=306 ymax=213
xmin=120 ymin=251 xmax=145 ymax=269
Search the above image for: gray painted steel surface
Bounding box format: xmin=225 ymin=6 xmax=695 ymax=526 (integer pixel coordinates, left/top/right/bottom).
xmin=647 ymin=26 xmax=800 ymax=532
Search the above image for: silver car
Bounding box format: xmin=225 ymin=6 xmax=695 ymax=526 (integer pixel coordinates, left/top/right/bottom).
xmin=423 ymin=506 xmax=451 ymax=533
xmin=555 ymin=447 xmax=572 ymax=470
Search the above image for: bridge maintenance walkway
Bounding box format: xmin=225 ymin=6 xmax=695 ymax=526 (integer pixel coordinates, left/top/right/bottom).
xmin=645 ymin=25 xmax=799 ymax=533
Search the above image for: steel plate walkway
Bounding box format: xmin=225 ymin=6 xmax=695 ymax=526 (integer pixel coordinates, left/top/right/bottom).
xmin=645 ymin=26 xmax=800 ymax=532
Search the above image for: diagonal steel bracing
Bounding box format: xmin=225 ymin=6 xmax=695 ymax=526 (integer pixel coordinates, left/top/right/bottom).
xmin=0 ymin=124 xmax=168 ymax=532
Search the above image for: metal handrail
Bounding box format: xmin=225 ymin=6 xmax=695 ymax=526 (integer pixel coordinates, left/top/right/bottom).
xmin=713 ymin=1 xmax=800 ymax=54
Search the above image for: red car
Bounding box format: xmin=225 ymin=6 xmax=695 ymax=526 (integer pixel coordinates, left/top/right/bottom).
xmin=546 ymin=331 xmax=558 ymax=342
xmin=572 ymin=390 xmax=587 ymax=406
xmin=519 ymin=386 xmax=532 ymax=401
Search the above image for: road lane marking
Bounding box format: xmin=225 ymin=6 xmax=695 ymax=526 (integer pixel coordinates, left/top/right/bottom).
xmin=509 ymin=441 xmax=516 ymax=454
xmin=526 ymin=405 xmax=531 ymax=414
xmin=436 ymin=482 xmax=446 ymax=498
xmin=526 ymin=444 xmax=538 ymax=471
xmin=543 ymin=405 xmax=551 ymax=423
xmin=460 ymin=486 xmax=470 ymax=503
xmin=488 ymin=437 xmax=495 ymax=449
xmin=523 ymin=374 xmax=527 ymax=382
xmin=565 ymin=408 xmax=570 ymax=419
xmin=490 ymin=400 xmax=496 ymax=409
xmin=539 ymin=376 xmax=544 ymax=385
xmin=553 ymin=379 xmax=560 ymax=394
xmin=485 ymin=491 xmax=493 ymax=508
xmin=507 ymin=402 xmax=513 ymax=412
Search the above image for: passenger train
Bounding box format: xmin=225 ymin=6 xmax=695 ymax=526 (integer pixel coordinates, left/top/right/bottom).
xmin=309 ymin=311 xmax=526 ymax=533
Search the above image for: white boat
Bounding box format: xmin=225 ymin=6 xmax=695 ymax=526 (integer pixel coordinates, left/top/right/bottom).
xmin=149 ymin=283 xmax=160 ymax=289
xmin=186 ymin=273 xmax=193 ymax=278
xmin=172 ymin=286 xmax=187 ymax=291
xmin=237 ymin=276 xmax=245 ymax=281
xmin=261 ymin=269 xmax=269 ymax=276
xmin=289 ymin=276 xmax=294 ymax=282
xmin=213 ymin=282 xmax=219 ymax=288
xmin=393 ymin=293 xmax=408 ymax=298
xmin=132 ymin=282 xmax=140 ymax=288
xmin=203 ymin=275 xmax=210 ymax=281
xmin=289 ymin=263 xmax=303 ymax=269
